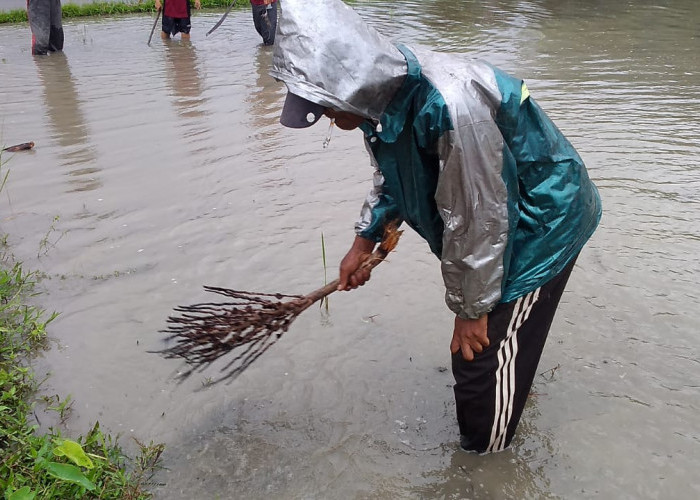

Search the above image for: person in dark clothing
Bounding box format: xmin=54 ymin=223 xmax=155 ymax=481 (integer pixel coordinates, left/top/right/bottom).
xmin=250 ymin=0 xmax=277 ymax=45
xmin=27 ymin=0 xmax=63 ymax=55
xmin=155 ymin=0 xmax=201 ymax=39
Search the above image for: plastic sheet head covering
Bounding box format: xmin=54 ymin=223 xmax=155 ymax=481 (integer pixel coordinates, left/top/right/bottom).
xmin=270 ymin=0 xmax=407 ymax=122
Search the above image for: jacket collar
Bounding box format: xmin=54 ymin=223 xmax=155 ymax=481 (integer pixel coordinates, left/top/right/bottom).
xmin=361 ymin=44 xmax=422 ymax=143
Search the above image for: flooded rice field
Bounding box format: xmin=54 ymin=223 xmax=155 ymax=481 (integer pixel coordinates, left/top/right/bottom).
xmin=1 ymin=0 xmax=699 ymax=498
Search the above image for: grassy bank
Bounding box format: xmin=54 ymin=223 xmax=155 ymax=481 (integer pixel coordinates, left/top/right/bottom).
xmin=0 ymin=0 xmax=236 ymax=24
xmin=0 ymin=159 xmax=163 ymax=499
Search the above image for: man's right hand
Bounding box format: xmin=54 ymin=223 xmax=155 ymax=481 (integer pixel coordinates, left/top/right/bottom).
xmin=155 ymin=0 xmax=162 ymax=10
xmin=450 ymin=314 xmax=489 ymax=361
xmin=337 ymin=236 xmax=376 ymax=291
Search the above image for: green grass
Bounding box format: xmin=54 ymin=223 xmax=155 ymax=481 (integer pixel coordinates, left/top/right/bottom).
xmin=0 ymin=158 xmax=164 ymax=499
xmin=0 ymin=0 xmax=238 ymax=24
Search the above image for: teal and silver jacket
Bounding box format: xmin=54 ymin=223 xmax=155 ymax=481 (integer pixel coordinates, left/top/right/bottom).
xmin=271 ymin=0 xmax=602 ymax=319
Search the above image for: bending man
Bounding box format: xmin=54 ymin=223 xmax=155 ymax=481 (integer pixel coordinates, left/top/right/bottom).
xmin=271 ymin=0 xmax=602 ymax=453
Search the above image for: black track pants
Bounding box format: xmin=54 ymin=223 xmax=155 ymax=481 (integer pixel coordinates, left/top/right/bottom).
xmin=27 ymin=0 xmax=64 ymax=55
xmin=452 ymin=256 xmax=577 ymax=453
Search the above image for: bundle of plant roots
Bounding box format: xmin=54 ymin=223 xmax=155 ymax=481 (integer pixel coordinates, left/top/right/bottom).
xmin=158 ymin=222 xmax=403 ymax=383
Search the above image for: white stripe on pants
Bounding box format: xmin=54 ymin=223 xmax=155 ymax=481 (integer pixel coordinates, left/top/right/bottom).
xmin=486 ymin=287 xmax=541 ymax=452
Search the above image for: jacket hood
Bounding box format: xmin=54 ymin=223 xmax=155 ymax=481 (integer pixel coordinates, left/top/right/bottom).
xmin=270 ymin=0 xmax=408 ymax=121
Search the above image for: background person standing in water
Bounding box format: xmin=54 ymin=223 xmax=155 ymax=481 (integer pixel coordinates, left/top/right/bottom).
xmin=155 ymin=0 xmax=201 ymax=40
xmin=271 ymin=0 xmax=602 ymax=453
xmin=27 ymin=0 xmax=63 ymax=55
xmin=250 ymin=0 xmax=277 ymax=45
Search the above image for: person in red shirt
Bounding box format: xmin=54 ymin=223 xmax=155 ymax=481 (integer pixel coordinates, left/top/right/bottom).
xmin=155 ymin=0 xmax=201 ymax=39
xmin=250 ymin=0 xmax=277 ymax=45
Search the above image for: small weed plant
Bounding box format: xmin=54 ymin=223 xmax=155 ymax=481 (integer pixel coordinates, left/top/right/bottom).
xmin=320 ymin=232 xmax=329 ymax=312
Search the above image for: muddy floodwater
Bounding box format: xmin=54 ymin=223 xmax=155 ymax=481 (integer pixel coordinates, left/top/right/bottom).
xmin=1 ymin=1 xmax=699 ymax=498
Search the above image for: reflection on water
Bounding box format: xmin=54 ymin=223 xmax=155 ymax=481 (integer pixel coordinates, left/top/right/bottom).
xmin=246 ymin=46 xmax=280 ymax=128
xmin=244 ymin=45 xmax=285 ymax=166
xmin=35 ymin=52 xmax=100 ymax=192
xmin=164 ymin=40 xmax=206 ymax=119
xmin=1 ymin=2 xmax=700 ymax=499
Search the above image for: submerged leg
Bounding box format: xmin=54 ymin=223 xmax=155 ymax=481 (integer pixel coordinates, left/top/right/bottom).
xmin=452 ymin=257 xmax=577 ymax=453
xmin=27 ymin=0 xmax=51 ymax=55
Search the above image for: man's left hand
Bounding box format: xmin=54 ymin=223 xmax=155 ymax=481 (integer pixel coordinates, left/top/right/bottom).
xmin=450 ymin=314 xmax=489 ymax=361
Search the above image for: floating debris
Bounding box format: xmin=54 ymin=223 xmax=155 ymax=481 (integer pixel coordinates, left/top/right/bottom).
xmin=3 ymin=141 xmax=35 ymax=152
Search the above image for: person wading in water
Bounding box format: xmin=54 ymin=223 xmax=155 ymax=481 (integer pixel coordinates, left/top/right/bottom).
xmin=270 ymin=0 xmax=601 ymax=453
xmin=155 ymin=0 xmax=201 ymax=40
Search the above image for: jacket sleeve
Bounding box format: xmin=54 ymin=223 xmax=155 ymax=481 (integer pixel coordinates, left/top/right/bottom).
xmin=355 ymin=141 xmax=403 ymax=242
xmin=434 ymin=110 xmax=510 ymax=319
